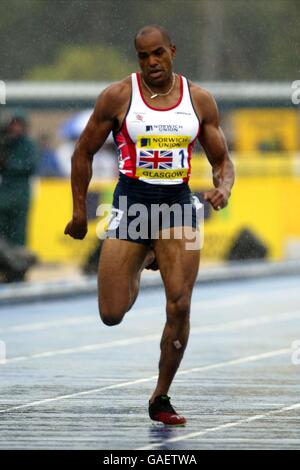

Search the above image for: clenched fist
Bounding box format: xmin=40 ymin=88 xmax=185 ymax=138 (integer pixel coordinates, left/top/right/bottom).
xmin=203 ymin=187 xmax=231 ymax=211
xmin=64 ymin=216 xmax=88 ymax=240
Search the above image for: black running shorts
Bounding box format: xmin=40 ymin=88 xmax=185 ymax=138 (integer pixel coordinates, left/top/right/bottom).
xmin=105 ymin=173 xmax=201 ymax=246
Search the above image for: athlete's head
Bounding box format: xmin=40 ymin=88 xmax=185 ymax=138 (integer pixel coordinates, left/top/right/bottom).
xmin=134 ymin=25 xmax=176 ymax=86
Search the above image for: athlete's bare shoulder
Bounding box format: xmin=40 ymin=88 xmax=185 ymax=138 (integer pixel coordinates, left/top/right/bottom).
xmin=94 ymin=75 xmax=132 ymax=121
xmin=188 ymin=80 xmax=219 ymax=123
xmin=100 ymin=76 xmax=131 ymax=104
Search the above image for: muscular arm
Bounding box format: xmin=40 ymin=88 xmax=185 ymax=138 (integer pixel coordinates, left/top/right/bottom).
xmin=70 ymin=93 xmax=114 ymax=220
xmin=65 ymin=80 xmax=130 ymax=239
xmin=191 ymin=86 xmax=235 ymax=210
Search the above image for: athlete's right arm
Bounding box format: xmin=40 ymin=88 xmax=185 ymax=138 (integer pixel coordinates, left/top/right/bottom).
xmin=64 ymin=82 xmax=128 ymax=239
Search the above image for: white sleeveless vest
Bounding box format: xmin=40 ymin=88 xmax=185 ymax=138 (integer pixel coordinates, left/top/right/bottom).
xmin=114 ymin=72 xmax=200 ymax=185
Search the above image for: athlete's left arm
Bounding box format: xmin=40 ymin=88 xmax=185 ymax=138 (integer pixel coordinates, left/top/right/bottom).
xmin=192 ymin=87 xmax=235 ymax=210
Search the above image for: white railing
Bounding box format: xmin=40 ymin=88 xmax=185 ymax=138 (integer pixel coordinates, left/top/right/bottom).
xmin=4 ymin=81 xmax=294 ymax=102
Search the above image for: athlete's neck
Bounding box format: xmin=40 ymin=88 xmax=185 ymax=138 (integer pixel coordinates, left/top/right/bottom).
xmin=141 ymin=72 xmax=175 ymax=94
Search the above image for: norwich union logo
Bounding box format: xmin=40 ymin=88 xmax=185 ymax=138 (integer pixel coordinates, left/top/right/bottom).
xmin=137 ymin=135 xmax=191 ymax=149
xmin=145 ymin=124 xmax=182 ymax=132
xmin=140 ymin=137 xmax=152 ymax=147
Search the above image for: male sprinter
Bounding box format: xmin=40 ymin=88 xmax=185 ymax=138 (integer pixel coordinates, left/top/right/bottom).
xmin=65 ymin=25 xmax=235 ymax=425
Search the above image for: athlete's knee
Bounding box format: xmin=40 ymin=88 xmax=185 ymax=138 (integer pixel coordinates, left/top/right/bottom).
xmin=99 ymin=310 xmax=124 ymax=326
xmin=101 ymin=315 xmax=123 ymax=326
xmin=166 ymin=293 xmax=191 ymax=322
xmin=98 ymin=304 xmax=127 ymax=327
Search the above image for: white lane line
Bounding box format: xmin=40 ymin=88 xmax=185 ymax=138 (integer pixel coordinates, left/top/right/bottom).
xmin=4 ymin=309 xmax=300 ymax=364
xmin=258 ymin=404 xmax=285 ymax=406
xmin=4 ymin=334 xmax=160 ymax=363
xmin=0 ymin=347 xmax=291 ymax=414
xmin=0 ymin=316 xmax=95 ymax=333
xmin=192 ymin=310 xmax=300 ymax=333
xmin=147 ymin=438 xmax=299 ymax=444
xmin=2 ymin=285 xmax=300 ymax=333
xmin=137 ymin=401 xmax=300 ymax=450
xmin=172 ymin=348 xmax=290 ymax=376
xmin=0 ymin=297 xmax=244 ymax=333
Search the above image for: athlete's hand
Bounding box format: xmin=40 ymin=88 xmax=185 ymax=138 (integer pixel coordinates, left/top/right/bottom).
xmin=64 ymin=215 xmax=88 ymax=239
xmin=203 ymin=187 xmax=230 ymax=211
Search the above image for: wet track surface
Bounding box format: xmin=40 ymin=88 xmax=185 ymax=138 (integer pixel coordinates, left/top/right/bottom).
xmin=0 ymin=275 xmax=300 ymax=449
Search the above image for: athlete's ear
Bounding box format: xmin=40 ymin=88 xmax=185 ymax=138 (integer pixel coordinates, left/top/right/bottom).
xmin=170 ymin=44 xmax=176 ymax=60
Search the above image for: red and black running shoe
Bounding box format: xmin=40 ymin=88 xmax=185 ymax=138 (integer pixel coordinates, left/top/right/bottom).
xmin=148 ymin=395 xmax=186 ymax=426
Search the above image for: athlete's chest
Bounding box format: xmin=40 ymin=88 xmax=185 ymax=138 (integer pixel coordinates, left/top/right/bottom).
xmin=125 ymin=108 xmax=198 ymax=142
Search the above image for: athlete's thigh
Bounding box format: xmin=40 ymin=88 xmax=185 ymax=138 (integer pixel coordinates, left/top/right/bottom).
xmin=154 ymin=226 xmax=200 ymax=299
xmin=98 ymin=238 xmax=149 ymax=308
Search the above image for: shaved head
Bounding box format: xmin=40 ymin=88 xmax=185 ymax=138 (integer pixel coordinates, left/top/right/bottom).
xmin=134 ymin=24 xmax=176 ymax=86
xmin=134 ymin=25 xmax=172 ymax=49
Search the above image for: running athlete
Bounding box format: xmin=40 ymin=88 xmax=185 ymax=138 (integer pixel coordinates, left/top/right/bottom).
xmin=65 ymin=25 xmax=235 ymax=426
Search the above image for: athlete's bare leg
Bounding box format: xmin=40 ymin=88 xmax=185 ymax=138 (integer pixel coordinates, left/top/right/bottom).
xmin=149 ymin=226 xmax=200 ymax=402
xmin=98 ymin=238 xmax=153 ymax=326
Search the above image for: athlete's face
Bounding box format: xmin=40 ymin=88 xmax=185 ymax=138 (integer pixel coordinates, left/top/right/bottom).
xmin=135 ymin=31 xmax=176 ymax=86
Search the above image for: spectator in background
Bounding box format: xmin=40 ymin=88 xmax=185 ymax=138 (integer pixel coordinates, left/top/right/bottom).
xmin=92 ymin=141 xmax=118 ymax=180
xmin=56 ymin=137 xmax=118 ymax=179
xmin=0 ymin=111 xmax=38 ymax=246
xmin=38 ymin=133 xmax=63 ymax=177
